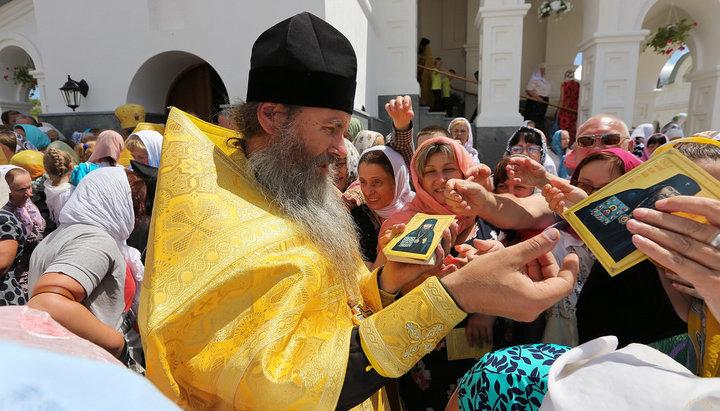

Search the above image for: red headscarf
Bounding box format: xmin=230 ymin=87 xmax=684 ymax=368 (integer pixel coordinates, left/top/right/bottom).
xmin=380 ymin=136 xmax=476 ymax=241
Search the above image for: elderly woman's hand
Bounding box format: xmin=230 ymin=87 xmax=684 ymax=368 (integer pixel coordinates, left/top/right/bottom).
xmin=506 ymin=156 xmax=552 ymax=188
xmin=627 ymin=196 xmax=720 ymax=319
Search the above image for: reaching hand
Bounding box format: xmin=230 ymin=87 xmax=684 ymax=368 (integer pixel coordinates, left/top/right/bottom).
xmin=385 ymin=95 xmax=414 ymax=131
xmin=441 ymin=229 xmax=578 ymax=321
xmin=541 ymin=179 xmax=587 ymax=215
xmin=465 ymin=164 xmax=494 ymax=192
xmin=465 ymin=313 xmax=495 ymax=346
xmin=444 ymin=179 xmax=491 ymax=216
xmin=507 ymin=156 xmax=552 ymax=188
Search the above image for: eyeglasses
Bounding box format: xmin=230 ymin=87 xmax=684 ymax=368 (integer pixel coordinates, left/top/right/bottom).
xmin=509 ymin=145 xmax=541 ymax=155
xmin=575 ymin=181 xmax=606 ymax=195
xmin=576 ymin=133 xmax=622 ymax=148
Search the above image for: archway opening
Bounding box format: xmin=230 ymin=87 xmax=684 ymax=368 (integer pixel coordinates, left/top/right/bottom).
xmin=127 ymin=51 xmax=228 ymax=122
xmin=0 ymin=46 xmax=37 ymax=115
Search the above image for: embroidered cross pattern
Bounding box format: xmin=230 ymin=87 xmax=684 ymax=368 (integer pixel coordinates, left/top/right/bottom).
xmin=402 ymin=322 xmax=444 ymax=359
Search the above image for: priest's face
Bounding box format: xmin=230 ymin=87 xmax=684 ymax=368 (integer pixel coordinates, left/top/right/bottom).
xmin=291 ymin=107 xmax=350 ymax=176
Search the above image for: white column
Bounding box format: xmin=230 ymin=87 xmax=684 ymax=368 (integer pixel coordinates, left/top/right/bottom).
xmin=685 ymin=66 xmax=720 ymax=134
xmin=29 ymin=69 xmax=47 ymax=113
xmin=475 ymin=0 xmax=530 ymax=127
xmin=576 ymin=31 xmax=648 ymax=126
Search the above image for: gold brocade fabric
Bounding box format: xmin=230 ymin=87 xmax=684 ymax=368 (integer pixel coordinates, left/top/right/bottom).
xmin=139 ymin=108 xmax=387 ymax=410
xmin=688 ymin=301 xmax=720 ymax=377
xmin=359 ymin=276 xmax=467 ymax=378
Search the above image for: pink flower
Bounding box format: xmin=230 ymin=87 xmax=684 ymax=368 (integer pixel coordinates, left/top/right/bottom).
xmin=13 ymin=67 xmax=17 ymax=70
xmin=2 ymin=75 xmax=7 ymax=80
xmin=679 ymin=45 xmax=686 ymax=50
xmin=693 ymin=22 xmax=698 ymax=26
xmin=666 ymin=39 xmax=671 ymax=45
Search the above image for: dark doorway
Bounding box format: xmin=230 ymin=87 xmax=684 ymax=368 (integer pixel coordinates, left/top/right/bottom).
xmin=165 ymin=63 xmax=228 ymax=122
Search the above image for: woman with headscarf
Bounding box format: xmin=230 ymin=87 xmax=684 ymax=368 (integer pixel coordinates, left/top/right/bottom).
xmin=352 ymin=130 xmax=384 ymax=155
xmin=10 ymin=150 xmax=51 ymax=232
xmin=379 ymin=137 xmax=496 ymax=410
xmin=642 ymin=132 xmax=669 ymax=161
xmin=631 ymin=123 xmax=654 ymax=159
xmin=71 ymin=130 xmax=124 ymax=186
xmin=125 ymin=130 xmax=164 ymax=168
xmin=27 ymin=167 xmax=144 ymax=365
xmin=525 ymin=63 xmax=552 ymax=132
xmin=0 ymin=175 xmax=29 ymax=306
xmin=351 ymin=146 xmax=414 ymax=268
xmin=505 ymin=126 xmax=556 ymax=177
xmin=13 ymin=124 xmax=50 ymax=151
xmin=448 ymin=117 xmax=480 ymax=164
xmin=1 ymin=166 xmax=45 ymax=296
xmin=548 ymin=130 xmax=570 ymax=179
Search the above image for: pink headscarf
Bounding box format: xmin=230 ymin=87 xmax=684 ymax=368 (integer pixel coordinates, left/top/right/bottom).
xmin=570 ymin=147 xmax=642 ymax=183
xmin=380 ymin=136 xmax=476 ymax=240
xmin=88 ymin=130 xmax=124 ymax=164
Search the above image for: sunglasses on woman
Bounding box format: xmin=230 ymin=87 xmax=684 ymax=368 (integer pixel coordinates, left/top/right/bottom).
xmin=575 ymin=133 xmax=622 ymax=148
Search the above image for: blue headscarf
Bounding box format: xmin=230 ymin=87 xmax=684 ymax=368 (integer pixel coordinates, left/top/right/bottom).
xmin=551 ymin=130 xmax=569 ymax=179
xmin=15 ymin=124 xmax=50 ymax=150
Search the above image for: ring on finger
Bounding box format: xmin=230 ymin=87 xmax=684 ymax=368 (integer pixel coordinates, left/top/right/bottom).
xmin=710 ymin=231 xmax=720 ymax=248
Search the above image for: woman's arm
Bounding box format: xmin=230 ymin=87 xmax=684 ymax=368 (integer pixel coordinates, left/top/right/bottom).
xmin=0 ymin=239 xmax=18 ymax=276
xmin=28 ymin=272 xmax=126 ymax=358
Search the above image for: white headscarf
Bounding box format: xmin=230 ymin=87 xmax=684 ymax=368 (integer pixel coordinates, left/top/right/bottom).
xmin=448 ymin=117 xmax=480 ymax=164
xmin=630 ymin=123 xmax=654 ymax=140
xmin=58 ymin=167 xmax=144 ymax=308
xmin=360 ymin=146 xmax=415 ymax=220
xmin=0 ymin=165 xmax=22 ymax=179
xmin=129 ymin=130 xmax=164 ymax=168
xmin=527 ymin=63 xmax=551 ymax=96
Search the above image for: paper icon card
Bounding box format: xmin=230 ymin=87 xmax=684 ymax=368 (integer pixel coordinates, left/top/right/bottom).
xmin=564 ymin=148 xmax=720 ymax=276
xmin=384 ymin=213 xmax=455 ymax=265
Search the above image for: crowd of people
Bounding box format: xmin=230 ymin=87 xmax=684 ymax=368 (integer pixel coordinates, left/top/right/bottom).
xmin=1 ymin=10 xmax=720 ymax=411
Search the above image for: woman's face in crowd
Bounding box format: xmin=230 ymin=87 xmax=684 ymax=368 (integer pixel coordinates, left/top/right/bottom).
xmin=451 ymin=123 xmax=469 ymax=145
xmin=358 ymin=162 xmax=395 ymax=211
xmin=575 ymin=159 xmax=622 ymax=195
xmin=495 ymin=179 xmax=534 ymax=198
xmin=561 ymin=131 xmax=570 ymax=150
xmin=646 ymin=142 xmax=662 ymax=156
xmin=510 ymin=136 xmax=542 ymax=163
xmin=8 ymin=173 xmax=32 ymax=207
xmin=333 ymin=156 xmax=349 ymax=191
xmin=420 ymin=152 xmax=463 ymax=205
xmin=129 ymin=147 xmax=149 ymax=166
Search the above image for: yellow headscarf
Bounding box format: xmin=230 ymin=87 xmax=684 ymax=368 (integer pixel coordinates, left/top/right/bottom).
xmin=10 ymin=150 xmax=45 ymax=178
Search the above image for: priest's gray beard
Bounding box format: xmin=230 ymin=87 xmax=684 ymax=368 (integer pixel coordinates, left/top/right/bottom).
xmin=246 ymin=120 xmax=362 ymax=302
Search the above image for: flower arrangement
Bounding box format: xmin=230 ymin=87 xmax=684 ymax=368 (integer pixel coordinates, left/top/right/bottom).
xmin=538 ymin=0 xmax=572 ymax=21
xmin=3 ymin=65 xmax=37 ymax=88
xmin=643 ymin=18 xmax=696 ymax=55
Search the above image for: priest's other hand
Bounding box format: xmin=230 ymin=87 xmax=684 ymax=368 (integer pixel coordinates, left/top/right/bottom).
xmin=441 ymin=228 xmax=578 ymax=321
xmin=379 ymin=222 xmax=458 ymax=294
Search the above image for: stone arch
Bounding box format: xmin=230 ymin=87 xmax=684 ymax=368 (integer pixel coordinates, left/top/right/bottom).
xmin=126 ymin=50 xmax=228 ymax=120
xmin=0 ymin=33 xmax=43 ymax=112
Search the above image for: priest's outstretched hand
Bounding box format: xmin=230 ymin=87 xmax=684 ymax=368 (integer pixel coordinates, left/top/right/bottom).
xmin=440 ymin=228 xmax=578 ymax=321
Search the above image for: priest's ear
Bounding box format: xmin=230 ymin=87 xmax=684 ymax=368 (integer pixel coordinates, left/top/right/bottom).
xmin=257 ymin=103 xmax=292 ymax=136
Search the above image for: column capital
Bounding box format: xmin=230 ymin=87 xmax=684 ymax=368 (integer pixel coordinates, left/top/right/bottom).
xmin=476 ymin=2 xmax=530 ymax=25
xmin=577 ymin=30 xmax=650 ymax=51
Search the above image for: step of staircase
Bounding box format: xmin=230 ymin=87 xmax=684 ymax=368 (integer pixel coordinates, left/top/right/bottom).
xmin=415 ymin=105 xmax=454 ymax=132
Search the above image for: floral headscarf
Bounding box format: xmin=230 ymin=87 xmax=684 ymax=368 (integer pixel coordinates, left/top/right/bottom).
xmin=15 ymin=125 xmax=50 ymax=150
